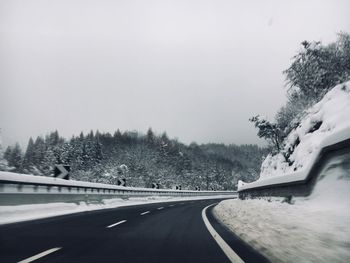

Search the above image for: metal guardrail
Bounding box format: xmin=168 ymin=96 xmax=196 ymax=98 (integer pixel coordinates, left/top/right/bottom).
xmin=238 ymin=137 xmax=350 ymax=199
xmin=0 ymin=172 xmax=236 ymax=205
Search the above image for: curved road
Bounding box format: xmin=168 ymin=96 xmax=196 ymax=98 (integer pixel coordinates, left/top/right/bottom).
xmin=0 ymin=198 xmax=269 ymax=263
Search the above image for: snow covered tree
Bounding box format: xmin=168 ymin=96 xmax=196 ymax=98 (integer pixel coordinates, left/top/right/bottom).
xmin=58 ymin=142 xmax=73 ymax=165
xmin=274 ymin=95 xmax=310 ymax=137
xmin=32 ymin=136 xmax=46 ymax=173
xmin=249 ymin=115 xmax=283 ymax=152
xmin=284 ymin=32 xmax=350 ymax=102
xmin=160 ymin=132 xmax=170 ymax=155
xmin=22 ymin=137 xmax=36 ymax=173
xmin=3 ymin=146 xmax=12 ymax=163
xmin=0 ymin=130 xmax=11 ymax=171
xmin=273 ymin=33 xmax=350 ymax=139
xmin=146 ymin=128 xmax=155 ymax=144
xmin=94 ymin=138 xmax=103 ymax=164
xmin=7 ymin=143 xmax=23 ymax=172
xmin=42 ymin=148 xmax=56 ymax=175
xmin=45 ymin=130 xmax=64 ymax=146
xmin=117 ymin=164 xmax=129 ymax=175
xmin=113 ymin=129 xmax=122 ymax=141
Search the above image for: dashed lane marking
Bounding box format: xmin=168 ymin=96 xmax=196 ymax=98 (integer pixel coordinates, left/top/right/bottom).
xmin=106 ymin=220 xmax=127 ymax=228
xmin=18 ymin=248 xmax=62 ymax=263
xmin=140 ymin=211 xmax=150 ymax=216
xmin=157 ymin=207 xmax=164 ymax=210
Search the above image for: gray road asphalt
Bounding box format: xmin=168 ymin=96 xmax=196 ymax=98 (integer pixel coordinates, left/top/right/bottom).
xmin=0 ymin=198 xmax=269 ymax=263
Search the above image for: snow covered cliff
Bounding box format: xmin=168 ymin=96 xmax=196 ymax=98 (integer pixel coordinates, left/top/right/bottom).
xmin=239 ymin=80 xmax=350 ymax=190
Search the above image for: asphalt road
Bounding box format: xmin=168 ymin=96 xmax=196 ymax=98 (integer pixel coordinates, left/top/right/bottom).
xmin=0 ymin=198 xmax=269 ymax=263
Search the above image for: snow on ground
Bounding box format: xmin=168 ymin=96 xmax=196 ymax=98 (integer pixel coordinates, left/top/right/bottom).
xmin=0 ymin=194 xmax=235 ymax=225
xmin=214 ymin=150 xmax=350 ymax=263
xmin=262 ymin=80 xmax=350 ymax=180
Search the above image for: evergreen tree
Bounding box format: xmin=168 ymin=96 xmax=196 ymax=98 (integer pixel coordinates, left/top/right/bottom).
xmin=59 ymin=142 xmax=73 ymax=165
xmin=146 ymin=128 xmax=155 ymax=144
xmin=42 ymin=148 xmax=56 ymax=175
xmin=94 ymin=138 xmax=103 ymax=164
xmin=4 ymin=146 xmax=12 ymax=163
xmin=0 ymin=131 xmax=11 ymax=171
xmin=113 ymin=129 xmax=122 ymax=139
xmin=8 ymin=143 xmax=23 ymax=172
xmin=22 ymin=137 xmax=35 ymax=172
xmin=32 ymin=136 xmax=46 ymax=173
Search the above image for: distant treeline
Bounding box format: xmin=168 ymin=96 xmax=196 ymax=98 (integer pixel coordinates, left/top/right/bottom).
xmin=1 ymin=129 xmax=268 ymax=190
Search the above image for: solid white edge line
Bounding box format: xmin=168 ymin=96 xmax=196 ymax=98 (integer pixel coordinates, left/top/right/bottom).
xmin=106 ymin=220 xmax=127 ymax=228
xmin=202 ymin=204 xmax=244 ymax=263
xmin=140 ymin=211 xmax=150 ymax=215
xmin=18 ymin=247 xmax=62 ymax=263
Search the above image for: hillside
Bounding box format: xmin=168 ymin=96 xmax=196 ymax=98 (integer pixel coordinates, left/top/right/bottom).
xmin=1 ymin=129 xmax=266 ymax=190
xmin=258 ymin=80 xmax=350 ymax=180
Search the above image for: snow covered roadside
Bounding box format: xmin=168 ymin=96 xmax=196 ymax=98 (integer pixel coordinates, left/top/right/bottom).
xmin=214 ymin=151 xmax=350 ymax=263
xmin=214 ymin=199 xmax=350 ymax=263
xmin=0 ymin=194 xmax=235 ymax=225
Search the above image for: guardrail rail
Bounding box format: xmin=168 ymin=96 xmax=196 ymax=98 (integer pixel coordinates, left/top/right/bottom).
xmin=0 ymin=172 xmax=236 ymax=205
xmin=238 ymin=129 xmax=350 ymax=199
xmin=238 ymin=134 xmax=350 ymax=199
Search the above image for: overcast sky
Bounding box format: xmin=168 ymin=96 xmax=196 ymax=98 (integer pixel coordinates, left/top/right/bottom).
xmin=0 ymin=0 xmax=349 ymax=148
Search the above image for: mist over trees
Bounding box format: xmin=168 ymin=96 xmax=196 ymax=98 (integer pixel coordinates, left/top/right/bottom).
xmin=251 ymin=32 xmax=350 ymax=153
xmin=1 ymin=129 xmax=267 ymax=190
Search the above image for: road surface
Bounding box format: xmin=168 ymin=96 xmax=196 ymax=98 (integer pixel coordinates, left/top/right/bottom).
xmin=0 ymin=198 xmax=269 ymax=263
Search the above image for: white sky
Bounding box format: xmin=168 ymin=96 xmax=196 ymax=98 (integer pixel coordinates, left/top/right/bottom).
xmin=0 ymin=0 xmax=349 ymax=148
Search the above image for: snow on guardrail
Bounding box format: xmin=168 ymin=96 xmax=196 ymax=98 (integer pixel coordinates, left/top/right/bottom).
xmin=238 ymin=126 xmax=350 ymax=191
xmin=0 ymin=172 xmax=237 ymax=222
xmin=0 ymin=171 xmax=235 ymax=195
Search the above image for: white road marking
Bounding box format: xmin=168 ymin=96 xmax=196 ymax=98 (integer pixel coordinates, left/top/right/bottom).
xmin=202 ymin=204 xmax=244 ymax=263
xmin=157 ymin=207 xmax=164 ymax=210
xmin=106 ymin=220 xmax=127 ymax=228
xmin=18 ymin=247 xmax=62 ymax=263
xmin=140 ymin=211 xmax=150 ymax=215
xmin=180 ymin=202 xmax=185 ymax=205
xmin=169 ymin=204 xmax=175 ymax=207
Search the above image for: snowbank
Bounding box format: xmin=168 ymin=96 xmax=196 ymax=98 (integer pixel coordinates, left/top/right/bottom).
xmin=239 ymin=80 xmax=350 ymax=190
xmin=214 ymin=150 xmax=350 ymax=262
